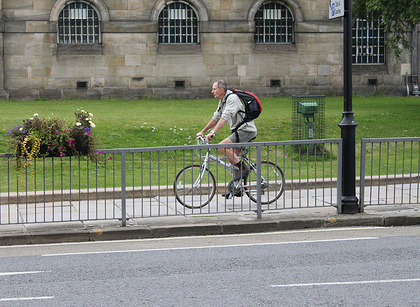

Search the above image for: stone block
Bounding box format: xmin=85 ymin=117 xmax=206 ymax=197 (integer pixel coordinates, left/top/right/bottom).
xmin=206 ymin=65 xmax=238 ymax=77
xmin=6 ymin=77 xmax=43 ymax=90
xmin=62 ymin=88 xmax=103 ymax=100
xmin=186 ymin=65 xmax=206 ymax=77
xmin=39 ymin=89 xmax=63 ymax=100
xmin=201 ymin=21 xmax=253 ymax=33
xmin=91 ymin=78 xmax=105 ymax=88
xmin=240 ymin=77 xmax=265 ymax=87
xmin=318 ymin=65 xmax=330 ymax=76
xmin=238 ymin=65 xmax=246 ymax=77
xmin=36 ymin=56 xmax=54 ymax=68
xmin=203 ymin=55 xmax=223 ymax=66
xmin=105 ymin=77 xmax=129 ymax=88
xmin=8 ymin=89 xmax=39 ymax=100
xmin=6 ymin=68 xmax=28 ymax=78
xmin=3 ymin=1 xmax=33 ymax=9
xmin=102 ymin=21 xmax=157 ymax=33
xmin=102 ymin=88 xmax=153 ymax=99
xmin=153 ymin=65 xmax=186 ymax=77
xmin=44 ymin=78 xmax=72 ymax=89
xmin=106 ymin=0 xmax=128 ymax=10
xmin=129 ymin=77 xmax=146 ymax=89
xmin=26 ymin=21 xmax=49 ymax=32
xmin=5 ymin=20 xmax=26 ymax=32
xmin=57 ymin=44 xmax=103 ymax=55
xmin=153 ymin=87 xmax=199 ymax=99
xmin=105 ymin=55 xmax=125 ymax=66
xmin=190 ymin=76 xmax=212 ymax=87
xmin=146 ymin=77 xmax=167 ymax=88
xmin=32 ymin=67 xmax=52 ymax=78
xmin=125 ymin=55 xmax=142 ymax=67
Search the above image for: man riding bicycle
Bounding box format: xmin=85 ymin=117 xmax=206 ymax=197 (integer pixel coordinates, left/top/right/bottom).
xmin=196 ymin=80 xmax=257 ymax=188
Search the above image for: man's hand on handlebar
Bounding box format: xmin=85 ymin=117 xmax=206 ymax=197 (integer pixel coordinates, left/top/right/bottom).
xmin=196 ymin=131 xmax=215 ymax=143
xmin=205 ymin=131 xmax=215 ymax=143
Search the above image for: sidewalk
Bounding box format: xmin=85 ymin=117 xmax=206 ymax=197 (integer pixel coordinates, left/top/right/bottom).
xmin=0 ymin=202 xmax=419 ymax=246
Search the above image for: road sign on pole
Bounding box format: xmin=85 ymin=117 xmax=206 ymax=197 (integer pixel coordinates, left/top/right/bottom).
xmin=329 ymin=0 xmax=344 ymax=19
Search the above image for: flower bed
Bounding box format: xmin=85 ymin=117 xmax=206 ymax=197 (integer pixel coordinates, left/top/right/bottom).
xmin=8 ymin=109 xmax=98 ymax=168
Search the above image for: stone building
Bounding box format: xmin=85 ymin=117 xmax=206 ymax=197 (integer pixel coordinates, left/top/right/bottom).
xmin=0 ymin=0 xmax=417 ymax=100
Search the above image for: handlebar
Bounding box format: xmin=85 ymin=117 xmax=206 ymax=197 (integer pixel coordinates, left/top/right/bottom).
xmin=196 ymin=135 xmax=213 ymax=144
xmin=196 ymin=135 xmax=206 ymax=143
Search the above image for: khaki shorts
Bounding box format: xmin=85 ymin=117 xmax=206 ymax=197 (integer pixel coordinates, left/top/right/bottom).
xmin=229 ymin=130 xmax=257 ymax=143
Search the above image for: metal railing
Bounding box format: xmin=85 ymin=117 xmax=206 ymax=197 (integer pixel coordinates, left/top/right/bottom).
xmin=360 ymin=137 xmax=420 ymax=210
xmin=0 ymin=139 xmax=342 ymax=225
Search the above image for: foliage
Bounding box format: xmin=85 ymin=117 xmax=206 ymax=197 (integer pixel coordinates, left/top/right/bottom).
xmin=353 ymin=0 xmax=420 ymax=59
xmin=8 ymin=109 xmax=98 ymax=168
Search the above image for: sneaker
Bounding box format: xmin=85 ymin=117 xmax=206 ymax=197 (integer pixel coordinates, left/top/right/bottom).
xmin=233 ymin=164 xmax=249 ymax=181
xmin=222 ymin=191 xmax=243 ymax=198
xmin=221 ymin=193 xmax=232 ymax=199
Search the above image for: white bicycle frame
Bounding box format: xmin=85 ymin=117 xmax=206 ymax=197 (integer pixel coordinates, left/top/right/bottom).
xmin=195 ymin=136 xmax=265 ymax=190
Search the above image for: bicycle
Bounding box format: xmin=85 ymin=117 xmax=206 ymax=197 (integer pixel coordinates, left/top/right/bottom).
xmin=174 ymin=136 xmax=285 ymax=209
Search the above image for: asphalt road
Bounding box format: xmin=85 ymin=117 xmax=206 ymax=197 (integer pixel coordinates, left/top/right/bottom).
xmin=0 ymin=226 xmax=419 ymax=306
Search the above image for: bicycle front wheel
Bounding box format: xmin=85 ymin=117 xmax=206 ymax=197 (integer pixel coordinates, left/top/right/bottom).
xmin=174 ymin=165 xmax=216 ymax=209
xmin=244 ymin=161 xmax=285 ymax=204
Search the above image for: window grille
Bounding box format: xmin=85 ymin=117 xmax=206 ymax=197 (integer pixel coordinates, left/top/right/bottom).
xmin=254 ymin=2 xmax=294 ymax=43
xmin=158 ymin=2 xmax=199 ymax=44
xmin=352 ymin=18 xmax=385 ymax=64
xmin=58 ymin=1 xmax=101 ymax=44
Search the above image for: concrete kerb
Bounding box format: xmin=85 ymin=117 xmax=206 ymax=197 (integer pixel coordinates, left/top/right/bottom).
xmin=1 ymin=207 xmax=420 ymax=246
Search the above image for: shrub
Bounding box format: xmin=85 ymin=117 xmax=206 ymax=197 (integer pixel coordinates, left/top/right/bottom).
xmin=8 ymin=109 xmax=99 ymax=168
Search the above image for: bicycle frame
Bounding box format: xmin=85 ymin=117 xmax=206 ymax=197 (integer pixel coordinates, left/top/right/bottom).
xmin=195 ymin=137 xmax=261 ymax=189
xmin=196 ymin=136 xmax=238 ymax=174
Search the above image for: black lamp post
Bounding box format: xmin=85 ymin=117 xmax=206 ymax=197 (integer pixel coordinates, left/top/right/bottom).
xmin=338 ymin=0 xmax=360 ymax=213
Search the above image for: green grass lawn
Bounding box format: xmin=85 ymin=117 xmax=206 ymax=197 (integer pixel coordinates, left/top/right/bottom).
xmin=0 ymin=96 xmax=418 ymax=192
xmin=1 ymin=95 xmax=418 ymax=153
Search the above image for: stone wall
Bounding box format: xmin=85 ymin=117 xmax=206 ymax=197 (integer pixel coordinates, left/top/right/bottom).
xmin=0 ymin=0 xmax=414 ymax=100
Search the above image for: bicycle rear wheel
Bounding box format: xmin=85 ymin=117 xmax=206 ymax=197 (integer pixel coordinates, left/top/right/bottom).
xmin=174 ymin=165 xmax=216 ymax=209
xmin=244 ymin=161 xmax=284 ymax=204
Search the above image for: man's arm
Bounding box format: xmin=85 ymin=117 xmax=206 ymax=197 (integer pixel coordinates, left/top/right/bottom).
xmin=205 ymin=118 xmax=227 ymax=142
xmin=197 ymin=119 xmax=217 ymax=138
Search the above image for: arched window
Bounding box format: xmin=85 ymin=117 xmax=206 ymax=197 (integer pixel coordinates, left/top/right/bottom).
xmin=352 ymin=18 xmax=385 ymax=64
xmin=58 ymin=1 xmax=101 ymax=44
xmin=158 ymin=1 xmax=199 ymax=44
xmin=254 ymin=2 xmax=294 ymax=44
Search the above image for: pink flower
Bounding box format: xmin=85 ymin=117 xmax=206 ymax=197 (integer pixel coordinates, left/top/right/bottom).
xmin=59 ymin=146 xmax=62 ymax=150
xmin=98 ymin=151 xmax=102 ymax=154
xmin=52 ymin=142 xmax=55 ymax=145
xmin=109 ymin=156 xmax=113 ymax=160
xmin=57 ymin=131 xmax=59 ymax=134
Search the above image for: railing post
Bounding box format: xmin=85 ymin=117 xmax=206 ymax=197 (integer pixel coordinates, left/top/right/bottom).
xmin=359 ymin=139 xmax=366 ymax=212
xmin=256 ymin=144 xmax=262 ymax=219
xmin=121 ymin=152 xmax=127 ymax=227
xmin=336 ymin=140 xmax=343 ymax=214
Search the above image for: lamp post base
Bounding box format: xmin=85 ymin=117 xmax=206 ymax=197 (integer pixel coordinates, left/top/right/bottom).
xmin=340 ymin=196 xmax=360 ymax=214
